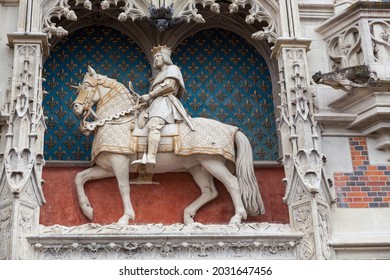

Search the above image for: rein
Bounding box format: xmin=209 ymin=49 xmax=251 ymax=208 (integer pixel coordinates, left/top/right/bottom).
xmin=81 ymin=108 xmax=136 ymax=132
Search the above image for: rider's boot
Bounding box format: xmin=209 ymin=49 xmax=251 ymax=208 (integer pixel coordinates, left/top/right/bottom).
xmin=131 ymin=129 xmax=160 ymax=168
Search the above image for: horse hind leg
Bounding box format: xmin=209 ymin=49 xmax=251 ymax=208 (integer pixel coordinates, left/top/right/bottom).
xmin=199 ymin=157 xmax=247 ymax=225
xmin=75 ymin=166 xmax=115 ymax=220
xmin=184 ymin=165 xmax=218 ymax=225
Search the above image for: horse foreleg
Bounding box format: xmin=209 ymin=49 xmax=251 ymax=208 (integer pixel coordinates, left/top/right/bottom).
xmin=200 ymin=157 xmax=247 ymax=225
xmin=184 ymin=165 xmax=218 ymax=224
xmin=110 ymin=156 xmax=134 ymax=225
xmin=75 ymin=166 xmax=115 ymax=220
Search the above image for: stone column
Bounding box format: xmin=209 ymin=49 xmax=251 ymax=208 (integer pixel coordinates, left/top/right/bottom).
xmin=273 ymin=0 xmax=335 ymax=260
xmin=0 ymin=0 xmax=48 ymax=259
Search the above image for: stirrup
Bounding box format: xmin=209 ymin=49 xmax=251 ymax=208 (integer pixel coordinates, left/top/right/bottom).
xmin=131 ymin=153 xmax=156 ymax=168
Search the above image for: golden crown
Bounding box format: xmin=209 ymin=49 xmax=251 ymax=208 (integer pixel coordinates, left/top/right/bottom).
xmin=151 ymin=45 xmax=172 ymax=57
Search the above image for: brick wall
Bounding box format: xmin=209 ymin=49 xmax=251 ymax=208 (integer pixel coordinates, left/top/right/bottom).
xmin=334 ymin=137 xmax=390 ymax=208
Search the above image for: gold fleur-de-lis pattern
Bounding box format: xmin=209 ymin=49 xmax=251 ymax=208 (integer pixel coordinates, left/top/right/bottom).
xmin=43 ymin=26 xmax=150 ymax=160
xmin=43 ymin=27 xmax=278 ymax=161
xmin=175 ymin=28 xmax=278 ymax=160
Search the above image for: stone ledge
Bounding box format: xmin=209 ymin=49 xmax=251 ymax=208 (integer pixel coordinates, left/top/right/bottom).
xmin=27 ymin=223 xmax=302 ymax=259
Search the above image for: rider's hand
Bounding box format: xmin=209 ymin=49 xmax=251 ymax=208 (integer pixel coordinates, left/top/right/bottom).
xmin=140 ymin=94 xmax=151 ymax=103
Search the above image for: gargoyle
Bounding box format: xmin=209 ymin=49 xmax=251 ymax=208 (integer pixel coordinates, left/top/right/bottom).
xmin=312 ymin=65 xmax=378 ymax=91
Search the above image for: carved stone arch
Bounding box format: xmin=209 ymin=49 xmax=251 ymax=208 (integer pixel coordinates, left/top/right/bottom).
xmin=39 ymin=0 xmax=280 ymax=53
xmin=40 ymin=1 xmax=153 ymax=59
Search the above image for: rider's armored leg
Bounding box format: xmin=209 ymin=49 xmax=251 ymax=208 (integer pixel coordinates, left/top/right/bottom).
xmin=131 ymin=117 xmax=165 ymax=168
xmin=145 ymin=128 xmax=161 ymax=167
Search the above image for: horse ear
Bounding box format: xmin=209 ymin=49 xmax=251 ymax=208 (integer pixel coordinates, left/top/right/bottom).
xmin=88 ymin=66 xmax=98 ymax=78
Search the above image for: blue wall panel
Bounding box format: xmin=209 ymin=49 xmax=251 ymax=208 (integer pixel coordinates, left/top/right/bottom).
xmin=43 ymin=26 xmax=278 ymax=161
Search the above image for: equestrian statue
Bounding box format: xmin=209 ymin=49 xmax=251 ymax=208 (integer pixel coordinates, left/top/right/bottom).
xmin=72 ymin=45 xmax=265 ymax=225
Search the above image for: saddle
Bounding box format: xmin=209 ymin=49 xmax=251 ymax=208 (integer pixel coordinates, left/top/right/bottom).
xmin=131 ymin=122 xmax=179 ymax=153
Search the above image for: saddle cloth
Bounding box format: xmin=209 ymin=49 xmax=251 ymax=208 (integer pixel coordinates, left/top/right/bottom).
xmin=91 ymin=117 xmax=238 ymax=163
xmin=131 ymin=118 xmax=238 ymax=162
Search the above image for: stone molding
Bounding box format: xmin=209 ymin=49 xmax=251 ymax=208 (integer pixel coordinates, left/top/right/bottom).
xmin=27 ymin=223 xmax=302 ymax=259
xmin=0 ymin=0 xmax=19 ymax=6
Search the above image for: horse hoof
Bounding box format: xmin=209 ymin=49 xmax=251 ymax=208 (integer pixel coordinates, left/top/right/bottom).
xmin=184 ymin=217 xmax=195 ymax=225
xmin=228 ymin=214 xmax=242 ymax=225
xmin=117 ymin=217 xmax=128 ymax=225
xmin=82 ymin=206 xmax=94 ymax=220
xmin=117 ymin=212 xmax=135 ymax=225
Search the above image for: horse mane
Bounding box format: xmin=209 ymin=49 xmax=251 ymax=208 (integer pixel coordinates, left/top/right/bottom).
xmin=96 ymin=75 xmax=135 ymax=104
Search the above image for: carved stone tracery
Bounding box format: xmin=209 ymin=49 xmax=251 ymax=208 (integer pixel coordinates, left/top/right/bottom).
xmin=41 ymin=0 xmax=279 ymax=47
xmin=370 ymin=20 xmax=390 ymax=62
xmin=328 ymin=25 xmax=363 ymax=70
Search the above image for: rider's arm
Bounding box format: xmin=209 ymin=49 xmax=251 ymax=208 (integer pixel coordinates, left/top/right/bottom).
xmin=149 ymin=78 xmax=179 ymax=98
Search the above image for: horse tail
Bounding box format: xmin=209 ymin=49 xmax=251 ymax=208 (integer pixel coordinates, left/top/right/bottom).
xmin=235 ymin=130 xmax=265 ymax=216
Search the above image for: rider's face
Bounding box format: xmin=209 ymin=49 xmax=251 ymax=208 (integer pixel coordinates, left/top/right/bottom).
xmin=154 ymin=53 xmax=164 ymax=68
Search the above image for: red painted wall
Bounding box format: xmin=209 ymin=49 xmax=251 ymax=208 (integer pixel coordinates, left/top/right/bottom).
xmin=40 ymin=167 xmax=289 ymax=226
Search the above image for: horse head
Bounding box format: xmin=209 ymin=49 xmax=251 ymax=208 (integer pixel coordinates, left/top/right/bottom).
xmin=72 ymin=66 xmax=107 ymax=117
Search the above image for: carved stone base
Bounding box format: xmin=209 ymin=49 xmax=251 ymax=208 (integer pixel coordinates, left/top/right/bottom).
xmin=27 ymin=223 xmax=302 ymax=260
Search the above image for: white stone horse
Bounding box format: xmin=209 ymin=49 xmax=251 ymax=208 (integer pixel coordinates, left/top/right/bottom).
xmin=72 ymin=66 xmax=265 ymax=225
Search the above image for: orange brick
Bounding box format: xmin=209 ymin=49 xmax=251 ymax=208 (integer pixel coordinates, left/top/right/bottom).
xmin=359 ymin=176 xmax=369 ymax=181
xmin=352 ymin=161 xmax=364 ymax=167
xmin=379 ymin=176 xmax=389 ymax=181
xmin=334 ymin=176 xmax=349 ymax=181
xmin=354 ymin=155 xmax=368 ymax=160
xmin=383 ymin=197 xmax=390 ymax=202
xmin=366 ymin=171 xmax=384 ymax=176
xmin=347 ymin=191 xmax=367 ymax=197
xmin=352 ymin=197 xmax=363 ymax=202
xmin=369 ymin=176 xmax=379 ymax=181
xmin=367 ymin=166 xmax=378 ymax=170
xmin=335 ymin=181 xmax=346 ymax=187
xmin=367 ymin=182 xmax=384 ymax=187
xmin=363 ymin=197 xmax=373 ymax=202
xmin=349 ymin=203 xmax=369 ymax=208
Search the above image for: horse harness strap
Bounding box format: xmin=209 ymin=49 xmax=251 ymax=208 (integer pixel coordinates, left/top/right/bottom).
xmin=81 ymin=108 xmax=136 ymax=132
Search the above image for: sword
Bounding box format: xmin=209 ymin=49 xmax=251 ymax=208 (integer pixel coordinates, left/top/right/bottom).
xmin=166 ymin=94 xmax=195 ymax=131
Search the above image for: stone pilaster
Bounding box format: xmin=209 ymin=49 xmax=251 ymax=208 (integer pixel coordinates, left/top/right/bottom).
xmin=273 ymin=0 xmax=335 ymax=260
xmin=0 ymin=33 xmax=48 ymax=259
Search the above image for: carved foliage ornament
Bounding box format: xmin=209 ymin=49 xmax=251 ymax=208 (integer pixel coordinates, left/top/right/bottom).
xmin=34 ymin=240 xmax=298 ymax=259
xmin=42 ymin=0 xmax=278 ymax=44
xmin=30 ymin=223 xmax=301 ymax=259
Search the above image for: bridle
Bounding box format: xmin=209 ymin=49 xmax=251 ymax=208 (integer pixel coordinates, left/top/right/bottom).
xmin=73 ymin=74 xmax=142 ymax=133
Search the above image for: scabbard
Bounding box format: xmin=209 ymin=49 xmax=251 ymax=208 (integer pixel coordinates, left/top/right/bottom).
xmin=166 ymin=94 xmax=195 ymax=131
